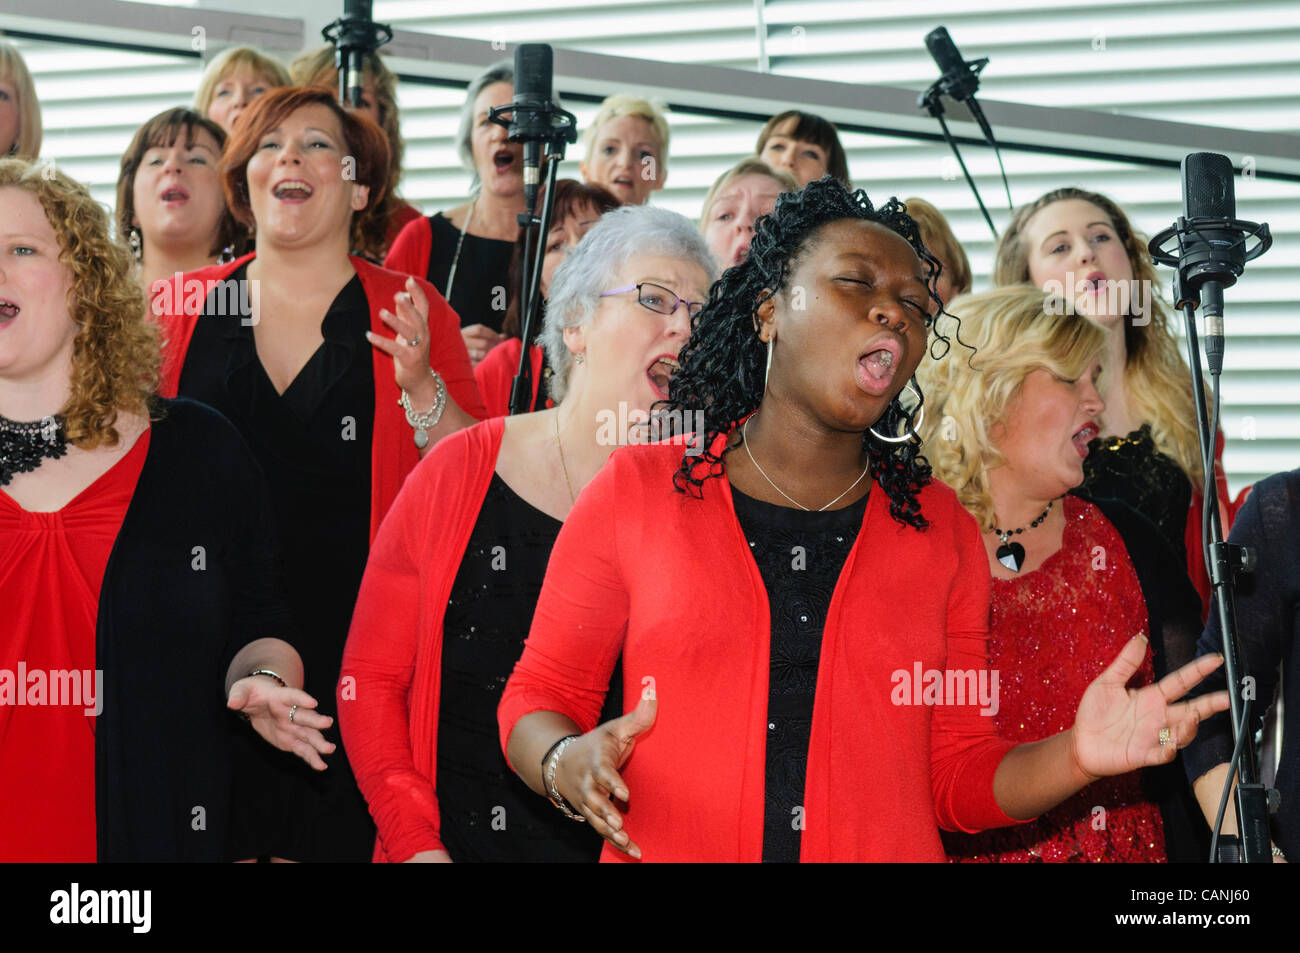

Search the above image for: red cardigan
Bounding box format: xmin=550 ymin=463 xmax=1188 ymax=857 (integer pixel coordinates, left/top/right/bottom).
xmin=474 ymin=338 xmax=548 ymax=419
xmin=153 ymin=252 xmax=486 ymax=543
xmin=384 ymin=214 xmax=433 ymax=283
xmin=337 ymin=417 xmax=506 ymax=862
xmin=498 ymin=436 xmax=1023 ymax=862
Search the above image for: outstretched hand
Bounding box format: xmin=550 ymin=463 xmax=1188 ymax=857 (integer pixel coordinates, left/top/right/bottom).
xmin=553 ymin=691 xmax=658 ymax=860
xmin=1071 ymin=634 xmax=1229 ymax=782
xmin=227 ymin=677 xmax=336 ymax=771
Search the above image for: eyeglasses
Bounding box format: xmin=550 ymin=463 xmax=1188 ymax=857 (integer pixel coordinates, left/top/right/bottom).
xmin=599 ymin=282 xmax=705 ymax=319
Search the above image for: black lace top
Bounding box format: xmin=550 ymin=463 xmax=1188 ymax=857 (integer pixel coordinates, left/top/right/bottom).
xmin=1080 ymin=425 xmax=1191 ymax=565
xmin=731 ymin=486 xmax=869 ymax=863
xmin=438 ymin=473 xmax=621 ymax=862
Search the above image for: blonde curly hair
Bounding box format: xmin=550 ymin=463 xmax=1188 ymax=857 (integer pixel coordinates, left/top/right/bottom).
xmin=916 ymin=284 xmax=1107 ymax=528
xmin=0 ymin=158 xmax=157 ymax=448
xmin=992 ymin=187 xmax=1204 ymax=491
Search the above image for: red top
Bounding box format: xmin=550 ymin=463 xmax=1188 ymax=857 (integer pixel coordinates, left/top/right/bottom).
xmin=473 ymin=338 xmax=549 ymax=419
xmin=0 ymin=429 xmax=150 ymax=862
xmin=339 ymin=418 xmax=506 ymax=861
xmin=498 ymin=434 xmax=1023 ymax=862
xmin=152 ymin=252 xmax=486 ymax=543
xmin=945 ymin=495 xmax=1166 ymax=862
xmin=384 ymin=215 xmax=431 ymax=283
xmin=384 ymin=200 xmax=423 ymax=256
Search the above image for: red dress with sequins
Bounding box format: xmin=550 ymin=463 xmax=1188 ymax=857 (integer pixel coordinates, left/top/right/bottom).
xmin=944 ymin=495 xmax=1168 ymax=862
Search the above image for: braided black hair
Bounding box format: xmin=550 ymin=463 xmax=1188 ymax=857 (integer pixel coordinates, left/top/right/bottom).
xmin=664 ymin=176 xmax=959 ymax=530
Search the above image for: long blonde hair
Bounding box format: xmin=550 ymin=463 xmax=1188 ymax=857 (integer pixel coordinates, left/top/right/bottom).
xmin=917 ymin=285 xmax=1107 ymax=528
xmin=993 ymin=187 xmax=1204 ymax=490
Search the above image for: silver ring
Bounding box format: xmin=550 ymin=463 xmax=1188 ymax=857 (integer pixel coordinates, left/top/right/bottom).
xmin=289 ymin=704 xmax=298 ymax=724
xmin=408 ymin=335 xmax=420 ymax=347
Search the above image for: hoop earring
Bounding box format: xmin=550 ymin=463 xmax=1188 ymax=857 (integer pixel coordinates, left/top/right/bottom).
xmin=128 ymin=227 xmax=142 ymax=262
xmin=868 ymin=381 xmax=925 ymax=444
xmin=763 ymin=333 xmax=775 ymax=391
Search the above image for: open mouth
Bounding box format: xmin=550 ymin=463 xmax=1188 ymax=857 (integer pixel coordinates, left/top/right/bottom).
xmin=855 ymin=338 xmax=900 ymax=396
xmin=1071 ymin=422 xmax=1099 ymax=457
xmin=161 ymin=186 xmax=189 ymax=203
xmin=273 ymin=180 xmax=313 ymax=201
xmin=493 ymin=149 xmax=515 ymax=172
xmin=0 ymin=298 xmax=18 ymax=327
xmin=732 ymin=244 xmax=749 ymax=265
xmin=1082 ymin=271 xmax=1107 ymax=295
xmin=646 ymin=354 xmax=680 ymax=399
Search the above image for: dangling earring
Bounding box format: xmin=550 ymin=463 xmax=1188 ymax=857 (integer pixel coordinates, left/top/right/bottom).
xmin=574 ymin=352 xmax=586 ymax=365
xmin=128 ymin=227 xmax=142 ymax=262
xmin=868 ymin=380 xmax=926 ymax=444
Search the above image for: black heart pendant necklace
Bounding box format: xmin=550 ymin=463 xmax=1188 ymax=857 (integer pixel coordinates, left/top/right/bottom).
xmin=991 ymin=500 xmax=1055 ymax=572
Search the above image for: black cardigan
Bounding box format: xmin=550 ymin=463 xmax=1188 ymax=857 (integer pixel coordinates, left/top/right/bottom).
xmin=94 ymin=397 xmax=293 ymax=862
xmin=1074 ymin=492 xmax=1211 ymax=863
xmin=1182 ymin=468 xmax=1300 ymax=861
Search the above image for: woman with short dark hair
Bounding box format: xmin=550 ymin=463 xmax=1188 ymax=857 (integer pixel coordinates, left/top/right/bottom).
xmin=153 ymin=85 xmax=485 ymax=862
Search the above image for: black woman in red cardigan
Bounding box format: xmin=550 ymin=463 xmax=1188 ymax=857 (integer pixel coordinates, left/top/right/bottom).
xmin=500 ymin=178 xmax=1231 ymax=862
xmin=152 ymin=86 xmax=485 ymax=863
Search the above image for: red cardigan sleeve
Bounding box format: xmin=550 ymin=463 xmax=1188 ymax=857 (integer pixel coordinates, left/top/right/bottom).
xmin=421 ymin=274 xmax=487 ymax=420
xmin=338 ymin=457 xmax=444 ymax=861
xmin=383 ymin=215 xmax=432 ymax=282
xmin=929 ymin=493 xmax=1022 ymax=833
xmin=498 ymin=452 xmax=628 ymax=768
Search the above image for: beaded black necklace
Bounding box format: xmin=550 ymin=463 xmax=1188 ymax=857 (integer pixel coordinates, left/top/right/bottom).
xmin=0 ymin=413 xmax=68 ymax=486
xmin=990 ymin=499 xmax=1054 ymax=573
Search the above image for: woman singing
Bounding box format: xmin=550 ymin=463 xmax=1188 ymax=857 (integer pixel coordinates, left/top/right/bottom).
xmin=341 ymin=205 xmax=715 ymax=862
xmin=153 ymin=85 xmax=484 ymax=862
xmin=498 ymin=178 xmax=1228 ymax=862
xmin=919 ymin=285 xmax=1210 ymax=861
xmin=0 ymin=158 xmax=331 ymax=861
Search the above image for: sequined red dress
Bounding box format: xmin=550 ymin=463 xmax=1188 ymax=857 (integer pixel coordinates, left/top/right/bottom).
xmin=944 ymin=494 xmax=1167 ymax=862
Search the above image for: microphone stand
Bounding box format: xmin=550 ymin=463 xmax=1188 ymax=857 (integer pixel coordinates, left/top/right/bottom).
xmin=918 ymin=82 xmax=998 ymax=239
xmin=488 ymin=104 xmax=577 ymax=416
xmin=1152 ymin=215 xmax=1274 ymax=862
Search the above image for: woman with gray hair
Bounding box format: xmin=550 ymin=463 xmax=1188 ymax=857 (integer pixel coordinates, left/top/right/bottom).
xmin=386 ymin=61 xmax=521 ymax=367
xmin=340 ymin=204 xmax=715 ymax=862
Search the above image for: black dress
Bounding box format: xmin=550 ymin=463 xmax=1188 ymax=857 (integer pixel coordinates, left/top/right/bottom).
xmin=731 ymin=486 xmax=869 ymax=863
xmin=177 ymin=265 xmax=377 ymax=861
xmin=437 ymin=474 xmax=619 ymax=861
xmin=1183 ymin=468 xmax=1300 ymax=861
xmin=425 ymin=212 xmax=515 ymax=334
xmin=93 ymin=398 xmax=294 ymax=861
xmin=1080 ymin=425 xmax=1191 ymax=567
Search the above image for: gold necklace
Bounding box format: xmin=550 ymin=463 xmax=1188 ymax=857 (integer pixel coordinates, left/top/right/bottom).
xmin=554 ymin=410 xmax=576 ymax=504
xmin=741 ymin=415 xmax=869 ymax=511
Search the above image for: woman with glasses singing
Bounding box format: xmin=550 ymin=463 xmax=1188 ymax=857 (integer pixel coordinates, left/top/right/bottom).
xmin=339 ymin=206 xmax=715 ymax=862
xmin=498 ymin=178 xmax=1229 ymax=862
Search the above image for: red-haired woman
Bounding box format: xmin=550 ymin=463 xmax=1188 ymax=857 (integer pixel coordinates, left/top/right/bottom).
xmin=153 ymin=86 xmax=485 ymax=862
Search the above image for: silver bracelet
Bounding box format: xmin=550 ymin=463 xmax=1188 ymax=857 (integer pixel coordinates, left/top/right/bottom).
xmin=398 ymin=368 xmax=447 ymax=449
xmin=544 ymin=735 xmax=586 ymax=822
